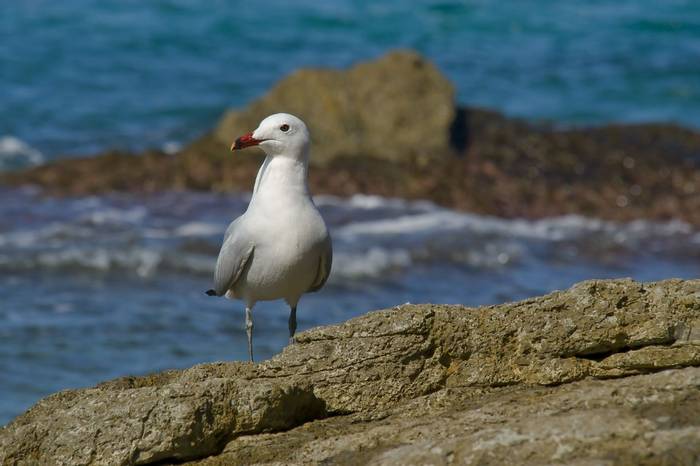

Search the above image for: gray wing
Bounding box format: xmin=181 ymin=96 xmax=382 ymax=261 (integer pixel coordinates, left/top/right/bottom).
xmin=211 ymin=217 xmax=254 ymax=297
xmin=308 ymin=234 xmax=332 ymax=293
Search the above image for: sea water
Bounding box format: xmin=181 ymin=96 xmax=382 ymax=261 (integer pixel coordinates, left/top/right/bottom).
xmin=1 ymin=0 xmax=699 ymax=166
xmin=2 ymin=187 xmax=700 ymax=423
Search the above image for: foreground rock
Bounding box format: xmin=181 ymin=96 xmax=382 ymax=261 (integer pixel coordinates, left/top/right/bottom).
xmin=3 ymin=51 xmax=700 ymax=226
xmin=1 ymin=278 xmax=699 ymax=465
xmin=195 ymin=368 xmax=700 ymax=466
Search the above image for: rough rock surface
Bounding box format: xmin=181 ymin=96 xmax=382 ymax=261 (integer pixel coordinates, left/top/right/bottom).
xmin=1 ymin=278 xmax=699 ymax=465
xmin=214 ymin=50 xmax=456 ymax=166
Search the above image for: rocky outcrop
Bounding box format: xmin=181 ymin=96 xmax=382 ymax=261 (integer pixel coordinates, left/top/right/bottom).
xmin=2 ymin=278 xmax=699 ymax=465
xmin=214 ymin=50 xmax=456 ymax=166
xmin=3 ymin=51 xmax=700 ymax=227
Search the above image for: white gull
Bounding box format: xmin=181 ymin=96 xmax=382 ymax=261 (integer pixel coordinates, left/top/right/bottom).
xmin=206 ymin=113 xmax=332 ymax=362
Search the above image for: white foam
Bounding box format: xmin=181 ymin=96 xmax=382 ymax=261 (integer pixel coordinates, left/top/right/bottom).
xmin=161 ymin=141 xmax=182 ymax=155
xmin=33 ymin=247 xmax=162 ymax=278
xmin=81 ymin=206 xmax=148 ymax=225
xmin=337 ymin=210 xmax=467 ymax=237
xmin=314 ymin=194 xmax=435 ymax=211
xmin=2 ymin=190 xmax=698 ymax=281
xmin=332 ymin=248 xmax=412 ymax=280
xmin=0 ymin=224 xmax=94 ymax=248
xmin=335 ymin=209 xmax=697 ymax=244
xmin=174 ymin=222 xmax=224 ymax=237
xmin=0 ymin=136 xmax=45 ymax=170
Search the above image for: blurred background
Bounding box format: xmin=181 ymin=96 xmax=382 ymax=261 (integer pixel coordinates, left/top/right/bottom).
xmin=1 ymin=0 xmax=699 ymax=424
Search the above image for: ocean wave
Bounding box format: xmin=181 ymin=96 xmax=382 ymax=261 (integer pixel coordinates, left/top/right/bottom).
xmin=80 ymin=206 xmax=148 ymax=226
xmin=333 ymin=248 xmax=412 ymax=279
xmin=0 ymin=244 xmax=411 ymax=281
xmin=0 ymin=247 xmax=162 ymax=278
xmin=315 ymin=194 xmax=436 ymax=211
xmin=1 ymin=190 xmax=699 ymax=281
xmin=174 ymin=222 xmax=224 ymax=237
xmin=0 ymin=222 xmax=696 ymax=283
xmin=0 ymin=136 xmax=45 ymax=171
xmin=336 ymin=209 xmax=697 ymax=244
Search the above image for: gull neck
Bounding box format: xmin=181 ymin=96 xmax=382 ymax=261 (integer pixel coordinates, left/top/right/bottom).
xmin=252 ymin=154 xmax=310 ymax=203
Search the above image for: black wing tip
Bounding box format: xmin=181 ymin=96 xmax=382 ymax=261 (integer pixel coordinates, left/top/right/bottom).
xmin=205 ymin=289 xmax=218 ymax=296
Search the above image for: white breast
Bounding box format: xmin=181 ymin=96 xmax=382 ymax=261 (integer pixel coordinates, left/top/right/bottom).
xmin=231 ymin=156 xmax=329 ymax=306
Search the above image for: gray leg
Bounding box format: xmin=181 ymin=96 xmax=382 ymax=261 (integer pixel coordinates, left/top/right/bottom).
xmin=245 ymin=306 xmax=254 ymax=363
xmin=288 ymin=306 xmax=297 ymax=345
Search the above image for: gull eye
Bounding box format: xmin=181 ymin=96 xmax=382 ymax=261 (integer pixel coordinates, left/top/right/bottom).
xmin=280 ymin=124 xmax=290 ymax=132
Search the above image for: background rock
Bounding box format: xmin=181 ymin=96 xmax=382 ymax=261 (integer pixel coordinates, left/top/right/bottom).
xmin=5 ymin=108 xmax=700 ymax=226
xmin=213 ymin=50 xmax=456 ymax=166
xmin=3 ymin=52 xmax=700 ymax=226
xmin=2 ymin=278 xmax=699 ymax=465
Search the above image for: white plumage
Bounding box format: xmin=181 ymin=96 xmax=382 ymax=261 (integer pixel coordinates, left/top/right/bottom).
xmin=207 ymin=113 xmax=332 ymax=362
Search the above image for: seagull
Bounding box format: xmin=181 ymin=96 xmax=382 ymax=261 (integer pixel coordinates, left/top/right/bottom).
xmin=206 ymin=113 xmax=332 ymax=362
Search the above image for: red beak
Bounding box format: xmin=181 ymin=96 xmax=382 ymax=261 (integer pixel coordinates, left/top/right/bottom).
xmin=231 ymin=132 xmax=262 ymax=151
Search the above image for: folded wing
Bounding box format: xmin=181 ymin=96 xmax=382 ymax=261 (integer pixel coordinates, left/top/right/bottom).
xmin=211 ymin=217 xmax=255 ymax=297
xmin=308 ymin=234 xmax=332 ymax=292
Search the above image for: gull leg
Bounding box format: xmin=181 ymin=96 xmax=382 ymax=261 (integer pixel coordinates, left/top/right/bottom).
xmin=245 ymin=306 xmax=254 ymax=363
xmin=288 ymin=306 xmax=297 ymax=345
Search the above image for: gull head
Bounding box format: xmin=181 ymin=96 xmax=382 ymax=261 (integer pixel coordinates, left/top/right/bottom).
xmin=231 ymin=113 xmax=310 ymax=159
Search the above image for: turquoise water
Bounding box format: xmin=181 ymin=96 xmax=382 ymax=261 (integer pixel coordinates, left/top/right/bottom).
xmin=1 ymin=0 xmax=699 ymax=161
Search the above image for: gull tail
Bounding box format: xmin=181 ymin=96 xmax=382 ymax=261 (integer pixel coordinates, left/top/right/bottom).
xmin=205 ymin=289 xmax=217 ymax=296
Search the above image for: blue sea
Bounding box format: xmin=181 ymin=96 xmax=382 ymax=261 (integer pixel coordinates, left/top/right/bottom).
xmin=2 ymin=0 xmax=699 ymax=164
xmin=1 ymin=1 xmax=700 ymax=425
